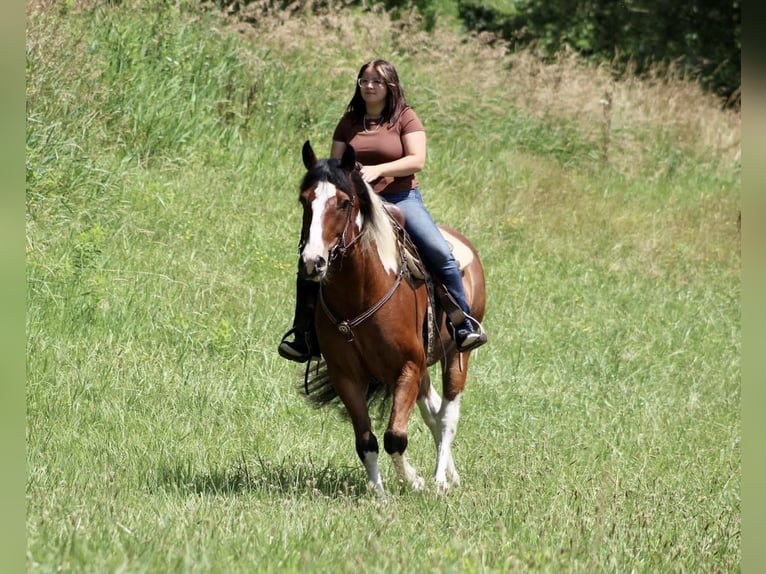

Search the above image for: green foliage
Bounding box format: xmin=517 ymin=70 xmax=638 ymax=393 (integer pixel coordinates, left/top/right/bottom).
xmin=26 ymin=4 xmax=261 ymax=168
xmin=457 ymin=0 xmax=740 ymax=103
xmin=26 ymin=2 xmax=739 ymax=572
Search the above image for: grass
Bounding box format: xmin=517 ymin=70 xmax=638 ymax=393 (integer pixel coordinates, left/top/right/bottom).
xmin=26 ymin=1 xmax=740 ymax=572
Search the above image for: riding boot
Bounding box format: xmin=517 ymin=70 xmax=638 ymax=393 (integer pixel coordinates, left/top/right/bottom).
xmin=437 ymin=283 xmax=488 ymax=353
xmin=451 ymin=315 xmax=488 ymax=352
xmin=278 ymin=276 xmax=320 ymax=362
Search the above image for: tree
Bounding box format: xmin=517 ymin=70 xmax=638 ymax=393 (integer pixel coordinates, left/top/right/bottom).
xmin=457 ymin=0 xmax=740 ymax=104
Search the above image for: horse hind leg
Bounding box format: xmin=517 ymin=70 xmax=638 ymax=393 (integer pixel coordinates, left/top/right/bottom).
xmin=417 ymin=358 xmax=467 ymax=490
xmin=417 ymin=383 xmax=462 ymax=490
xmin=416 ymin=371 xmax=442 ymax=436
xmin=439 ymin=352 xmax=470 ymax=487
xmin=416 ymin=381 xmax=444 ymax=484
xmin=436 ymin=393 xmax=462 ymax=488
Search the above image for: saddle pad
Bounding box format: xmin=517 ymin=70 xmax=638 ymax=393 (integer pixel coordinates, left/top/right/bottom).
xmin=439 ymin=227 xmax=474 ymax=272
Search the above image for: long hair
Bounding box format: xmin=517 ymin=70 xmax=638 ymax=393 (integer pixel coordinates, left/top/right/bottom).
xmin=344 ymin=59 xmax=409 ymax=127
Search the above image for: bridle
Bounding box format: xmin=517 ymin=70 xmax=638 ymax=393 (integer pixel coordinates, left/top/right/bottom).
xmin=298 ymin=185 xmax=360 ymax=266
xmin=319 ymin=250 xmax=405 ymax=343
xmin=325 ymin=162 xmax=367 ymax=264
xmin=326 ymin=192 xmax=362 ymax=266
xmin=313 ymin=179 xmax=407 ymax=344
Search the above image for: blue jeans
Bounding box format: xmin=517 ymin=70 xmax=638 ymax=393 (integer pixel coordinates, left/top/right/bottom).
xmin=382 ymin=187 xmax=472 ymax=318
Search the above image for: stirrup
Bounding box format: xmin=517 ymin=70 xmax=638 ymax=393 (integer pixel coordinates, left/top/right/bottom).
xmin=278 ymin=328 xmax=311 ymax=363
xmin=456 ymin=331 xmax=487 ymax=352
xmin=453 ymin=315 xmax=488 ymax=353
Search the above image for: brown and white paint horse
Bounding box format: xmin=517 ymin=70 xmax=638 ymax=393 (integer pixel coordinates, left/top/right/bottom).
xmin=297 ymin=140 xmax=486 ymax=496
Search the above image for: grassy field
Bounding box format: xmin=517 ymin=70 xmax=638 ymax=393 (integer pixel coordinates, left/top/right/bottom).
xmin=26 ymin=1 xmax=740 ymax=571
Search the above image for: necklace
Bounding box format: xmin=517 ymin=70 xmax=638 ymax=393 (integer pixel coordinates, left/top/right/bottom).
xmin=363 ymin=114 xmax=382 ymax=133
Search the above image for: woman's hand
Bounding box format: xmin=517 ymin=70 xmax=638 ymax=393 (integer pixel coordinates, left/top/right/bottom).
xmin=359 ymin=165 xmax=384 ymax=183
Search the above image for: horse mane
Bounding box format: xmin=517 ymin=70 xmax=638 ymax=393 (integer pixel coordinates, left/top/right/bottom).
xmin=357 ymin=177 xmax=399 ymax=274
xmin=302 ymin=158 xmax=399 ymax=274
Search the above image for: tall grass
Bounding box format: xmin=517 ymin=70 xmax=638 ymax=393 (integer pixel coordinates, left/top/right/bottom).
xmin=27 ymin=1 xmax=740 ymax=572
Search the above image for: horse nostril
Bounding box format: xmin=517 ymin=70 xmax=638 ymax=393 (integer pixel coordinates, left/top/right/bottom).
xmin=315 ymin=256 xmax=326 ymax=272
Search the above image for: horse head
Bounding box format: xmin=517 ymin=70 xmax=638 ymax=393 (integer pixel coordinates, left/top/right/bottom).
xmin=298 ymin=140 xmax=377 ymax=281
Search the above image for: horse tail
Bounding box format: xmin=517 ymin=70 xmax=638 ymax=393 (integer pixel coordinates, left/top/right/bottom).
xmin=302 ymin=361 xmax=391 ymax=419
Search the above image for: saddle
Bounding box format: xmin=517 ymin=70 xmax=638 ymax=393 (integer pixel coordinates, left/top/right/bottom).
xmin=382 ymin=204 xmax=474 ymax=273
xmin=382 ymin=203 xmax=470 ymax=358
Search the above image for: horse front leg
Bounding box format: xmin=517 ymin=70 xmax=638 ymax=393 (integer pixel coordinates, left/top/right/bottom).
xmin=357 ymin=430 xmax=385 ymax=497
xmin=385 ymin=361 xmax=425 ymax=491
xmin=333 ymin=373 xmax=386 ymax=497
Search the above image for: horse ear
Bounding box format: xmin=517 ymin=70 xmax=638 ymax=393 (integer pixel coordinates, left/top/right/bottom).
xmin=340 ymin=144 xmax=356 ymax=172
xmin=302 ymin=140 xmax=317 ymax=170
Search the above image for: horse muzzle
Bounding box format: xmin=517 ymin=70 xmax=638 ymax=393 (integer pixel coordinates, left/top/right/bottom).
xmin=299 ymin=253 xmax=327 ymax=281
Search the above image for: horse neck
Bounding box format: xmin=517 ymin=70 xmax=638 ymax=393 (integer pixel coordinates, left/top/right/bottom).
xmin=322 ymin=237 xmax=399 ymax=312
xmin=321 ymin=186 xmax=401 ymax=308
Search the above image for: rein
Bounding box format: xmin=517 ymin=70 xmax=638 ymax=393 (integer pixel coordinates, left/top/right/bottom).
xmin=319 ymin=263 xmax=405 ymax=342
xmin=319 ymin=212 xmax=407 ymax=342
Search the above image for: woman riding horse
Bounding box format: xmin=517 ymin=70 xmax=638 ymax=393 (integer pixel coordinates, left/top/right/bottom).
xmin=279 ymin=59 xmax=487 ymax=362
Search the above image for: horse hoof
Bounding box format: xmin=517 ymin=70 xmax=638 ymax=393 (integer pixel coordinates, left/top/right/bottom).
xmin=368 ymin=483 xmax=388 ymax=499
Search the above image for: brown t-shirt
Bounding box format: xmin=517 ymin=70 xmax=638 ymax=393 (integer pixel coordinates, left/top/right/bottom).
xmin=332 ymin=107 xmax=425 ymax=195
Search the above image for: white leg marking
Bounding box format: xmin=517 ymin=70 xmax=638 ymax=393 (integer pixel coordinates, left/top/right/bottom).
xmin=362 ymin=451 xmax=386 ymax=497
xmin=418 ymin=386 xmax=462 ymax=490
xmin=391 ymin=452 xmax=425 ymax=491
xmin=434 ymin=394 xmax=462 ymax=490
xmin=417 ymin=384 xmax=442 ymax=438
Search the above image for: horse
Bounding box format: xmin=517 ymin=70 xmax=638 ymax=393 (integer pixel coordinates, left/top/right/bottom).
xmin=296 ymin=140 xmax=486 ymax=496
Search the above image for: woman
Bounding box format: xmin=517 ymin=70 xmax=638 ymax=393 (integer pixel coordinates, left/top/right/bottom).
xmin=278 ymin=59 xmax=486 ymax=362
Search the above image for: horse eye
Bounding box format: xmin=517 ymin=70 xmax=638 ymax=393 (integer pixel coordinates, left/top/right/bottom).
xmin=338 ymin=198 xmax=351 ymax=210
